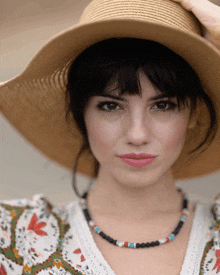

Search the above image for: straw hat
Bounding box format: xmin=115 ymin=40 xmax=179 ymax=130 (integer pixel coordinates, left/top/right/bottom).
xmin=1 ymin=0 xmax=220 ymax=180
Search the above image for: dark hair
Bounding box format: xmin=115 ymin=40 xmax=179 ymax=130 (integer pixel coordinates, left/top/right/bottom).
xmin=65 ymin=38 xmax=218 ymax=197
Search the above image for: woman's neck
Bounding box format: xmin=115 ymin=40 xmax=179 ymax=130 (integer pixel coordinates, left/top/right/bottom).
xmin=86 ymin=170 xmax=183 ymax=222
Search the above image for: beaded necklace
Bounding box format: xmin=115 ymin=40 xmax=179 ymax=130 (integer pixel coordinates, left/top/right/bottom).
xmin=80 ymin=188 xmax=189 ymax=248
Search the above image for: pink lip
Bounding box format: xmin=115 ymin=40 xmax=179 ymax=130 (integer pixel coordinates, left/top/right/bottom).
xmin=119 ymin=157 xmax=156 ymax=167
xmin=119 ymin=153 xmax=156 ymax=159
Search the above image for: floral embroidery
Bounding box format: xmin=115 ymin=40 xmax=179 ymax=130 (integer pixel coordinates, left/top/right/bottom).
xmin=52 ymin=259 xmax=64 ymax=269
xmin=73 ymin=249 xmax=81 ymax=254
xmin=36 ymin=264 xmax=72 ymax=275
xmin=23 ymin=263 xmax=32 ymax=274
xmin=0 ymin=206 xmax=12 ymax=249
xmin=199 ymin=193 xmax=220 ymax=274
xmin=213 ymin=250 xmax=220 ymax=273
xmin=0 ymin=254 xmax=23 ymax=274
xmin=61 ymin=229 xmax=89 ymax=273
xmin=0 ymin=263 xmax=7 ymax=275
xmin=27 ymin=213 xmax=47 ymax=236
xmin=12 ymin=247 xmax=20 ymax=259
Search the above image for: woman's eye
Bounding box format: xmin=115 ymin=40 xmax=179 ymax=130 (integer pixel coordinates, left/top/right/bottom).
xmin=97 ymin=100 xmax=177 ymax=113
xmin=97 ymin=101 xmax=121 ymax=112
xmin=152 ymin=101 xmax=177 ymax=111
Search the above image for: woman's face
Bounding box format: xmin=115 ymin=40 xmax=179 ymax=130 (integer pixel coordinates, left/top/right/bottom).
xmin=84 ymin=69 xmax=196 ymax=188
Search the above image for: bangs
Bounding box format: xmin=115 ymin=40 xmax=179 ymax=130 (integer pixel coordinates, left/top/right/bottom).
xmin=100 ymin=62 xmax=191 ymax=112
xmin=69 ymin=38 xmax=204 ymax=117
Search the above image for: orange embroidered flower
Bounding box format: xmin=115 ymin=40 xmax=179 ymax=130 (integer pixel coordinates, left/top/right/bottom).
xmin=52 ymin=259 xmax=63 ymax=269
xmin=28 ymin=213 xmax=47 ymax=236
xmin=213 ymin=250 xmax=220 ymax=273
xmin=215 ymin=224 xmax=220 ymax=231
xmin=10 ymin=210 xmax=16 ymax=218
xmin=23 ymin=264 xmax=31 ymax=273
xmin=13 ymin=247 xmax=20 ymax=258
xmin=0 ymin=263 xmax=7 ymax=275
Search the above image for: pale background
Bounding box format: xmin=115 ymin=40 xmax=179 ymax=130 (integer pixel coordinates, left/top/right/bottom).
xmin=0 ymin=0 xmax=220 ymax=203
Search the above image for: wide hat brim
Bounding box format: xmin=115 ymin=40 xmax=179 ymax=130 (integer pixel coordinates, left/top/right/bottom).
xmin=1 ymin=0 xmax=220 ymax=180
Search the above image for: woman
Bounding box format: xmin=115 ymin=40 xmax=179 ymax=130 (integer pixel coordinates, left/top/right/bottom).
xmin=0 ymin=0 xmax=220 ymax=274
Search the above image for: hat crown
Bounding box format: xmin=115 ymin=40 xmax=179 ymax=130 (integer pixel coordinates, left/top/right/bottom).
xmin=80 ymin=0 xmax=202 ymax=36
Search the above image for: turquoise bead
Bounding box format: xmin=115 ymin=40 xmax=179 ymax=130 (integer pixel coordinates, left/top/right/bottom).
xmin=94 ymin=227 xmax=100 ymax=232
xmin=129 ymin=243 xmax=134 ymax=248
xmin=181 ymin=216 xmax=187 ymax=222
xmin=169 ymin=234 xmax=174 ymax=240
xmin=82 ymin=205 xmax=87 ymax=210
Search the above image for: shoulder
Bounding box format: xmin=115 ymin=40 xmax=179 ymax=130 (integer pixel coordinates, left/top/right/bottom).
xmin=0 ymin=194 xmax=70 ymax=234
xmin=199 ymin=193 xmax=220 ymax=274
xmin=0 ymin=195 xmax=87 ymax=274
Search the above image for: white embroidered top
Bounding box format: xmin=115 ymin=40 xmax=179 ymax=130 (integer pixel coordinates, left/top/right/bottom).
xmin=0 ymin=193 xmax=220 ymax=275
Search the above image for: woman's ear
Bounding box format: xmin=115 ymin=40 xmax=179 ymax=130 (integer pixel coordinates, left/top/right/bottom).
xmin=187 ymin=108 xmax=199 ymax=129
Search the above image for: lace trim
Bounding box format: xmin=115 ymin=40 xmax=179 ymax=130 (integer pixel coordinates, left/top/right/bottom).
xmin=180 ymin=203 xmax=211 ymax=274
xmin=67 ymin=200 xmax=114 ymax=275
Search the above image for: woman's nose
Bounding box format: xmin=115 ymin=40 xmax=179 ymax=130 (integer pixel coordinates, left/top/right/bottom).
xmin=125 ymin=112 xmax=151 ymax=146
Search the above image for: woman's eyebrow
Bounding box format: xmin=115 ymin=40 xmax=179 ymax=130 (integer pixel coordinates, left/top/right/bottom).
xmin=99 ymin=94 xmax=173 ymax=101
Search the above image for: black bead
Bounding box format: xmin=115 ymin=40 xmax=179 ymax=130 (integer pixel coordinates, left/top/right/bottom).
xmin=105 ymin=236 xmax=110 ymax=241
xmin=107 ymin=236 xmax=112 ymax=241
xmin=83 ymin=209 xmax=91 ymax=222
xmin=136 ymin=243 xmax=141 ymax=248
xmin=183 ymin=199 xmax=188 ymax=209
xmin=155 ymin=241 xmax=160 ymax=246
xmin=150 ymin=241 xmax=156 ymax=247
xmin=146 ymin=242 xmax=150 ymax=247
xmin=177 ymin=220 xmax=184 ymax=228
xmin=141 ymin=243 xmax=146 ymax=248
xmin=172 ymin=227 xmax=180 ymax=236
xmin=100 ymin=232 xmax=105 ymax=238
xmin=109 ymin=238 xmax=114 ymax=243
xmin=113 ymin=240 xmax=117 ymax=245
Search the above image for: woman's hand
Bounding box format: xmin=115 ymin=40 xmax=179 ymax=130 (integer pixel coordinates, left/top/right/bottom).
xmin=171 ymin=0 xmax=220 ymax=50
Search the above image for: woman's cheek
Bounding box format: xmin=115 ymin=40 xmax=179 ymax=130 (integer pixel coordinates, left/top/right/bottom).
xmin=162 ymin=118 xmax=188 ymax=153
xmin=87 ymin=119 xmax=119 ymax=158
